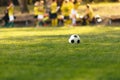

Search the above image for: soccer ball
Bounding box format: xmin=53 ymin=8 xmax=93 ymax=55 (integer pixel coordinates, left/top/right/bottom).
xmin=69 ymin=34 xmax=80 ymax=44
xmin=95 ymin=15 xmax=102 ymax=23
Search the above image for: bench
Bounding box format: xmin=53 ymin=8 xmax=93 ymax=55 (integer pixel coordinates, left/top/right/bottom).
xmin=108 ymin=15 xmax=120 ymax=25
xmin=14 ymin=14 xmax=35 ymax=26
xmin=0 ymin=14 xmax=35 ymax=27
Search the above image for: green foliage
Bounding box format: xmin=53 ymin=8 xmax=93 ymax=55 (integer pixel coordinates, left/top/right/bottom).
xmin=0 ymin=26 xmax=120 ymax=80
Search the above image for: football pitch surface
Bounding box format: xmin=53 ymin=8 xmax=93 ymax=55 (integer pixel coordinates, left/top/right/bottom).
xmin=0 ymin=26 xmax=120 ymax=80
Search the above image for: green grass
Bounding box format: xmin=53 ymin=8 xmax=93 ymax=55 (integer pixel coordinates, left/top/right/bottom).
xmin=0 ymin=26 xmax=120 ymax=80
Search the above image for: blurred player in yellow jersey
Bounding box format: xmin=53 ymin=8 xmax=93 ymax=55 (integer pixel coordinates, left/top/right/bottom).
xmin=71 ymin=0 xmax=82 ymax=26
xmin=50 ymin=0 xmax=58 ymax=27
xmin=34 ymin=1 xmax=40 ymax=27
xmin=82 ymin=4 xmax=94 ymax=25
xmin=7 ymin=1 xmax=14 ymax=27
xmin=69 ymin=0 xmax=74 ymax=10
xmin=34 ymin=0 xmax=45 ymax=27
xmin=38 ymin=0 xmax=45 ymax=27
xmin=61 ymin=0 xmax=72 ymax=27
xmin=69 ymin=0 xmax=75 ymax=26
xmin=74 ymin=0 xmax=82 ymax=9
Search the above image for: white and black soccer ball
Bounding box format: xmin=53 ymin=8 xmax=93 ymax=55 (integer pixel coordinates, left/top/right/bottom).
xmin=69 ymin=34 xmax=80 ymax=44
xmin=95 ymin=15 xmax=102 ymax=23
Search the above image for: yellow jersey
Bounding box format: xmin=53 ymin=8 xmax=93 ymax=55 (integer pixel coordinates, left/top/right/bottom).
xmin=38 ymin=6 xmax=44 ymax=15
xmin=61 ymin=3 xmax=71 ymax=16
xmin=69 ymin=2 xmax=74 ymax=10
xmin=51 ymin=2 xmax=57 ymax=13
xmin=87 ymin=9 xmax=94 ymax=21
xmin=74 ymin=2 xmax=80 ymax=10
xmin=8 ymin=6 xmax=14 ymax=16
xmin=34 ymin=6 xmax=39 ymax=16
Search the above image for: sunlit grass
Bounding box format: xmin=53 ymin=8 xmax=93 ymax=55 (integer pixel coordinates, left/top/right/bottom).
xmin=0 ymin=26 xmax=120 ymax=80
xmin=78 ymin=2 xmax=120 ymax=17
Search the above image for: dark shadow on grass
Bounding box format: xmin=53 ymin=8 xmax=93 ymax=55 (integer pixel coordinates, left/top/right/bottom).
xmin=0 ymin=27 xmax=72 ymax=32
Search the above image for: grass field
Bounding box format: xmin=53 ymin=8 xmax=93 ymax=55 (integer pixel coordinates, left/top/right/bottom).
xmin=0 ymin=26 xmax=120 ymax=80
